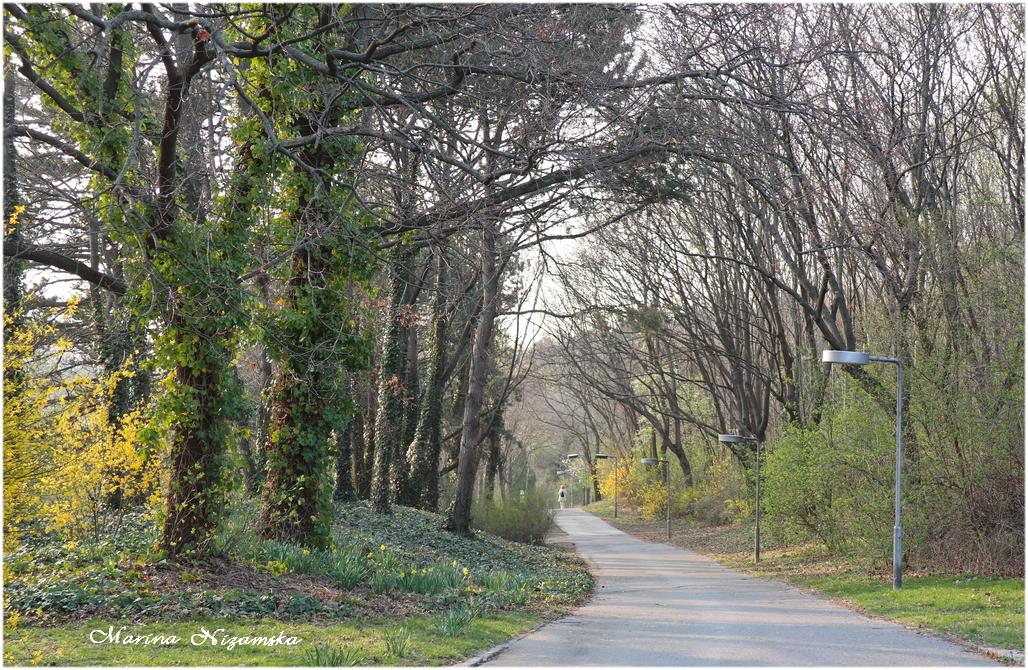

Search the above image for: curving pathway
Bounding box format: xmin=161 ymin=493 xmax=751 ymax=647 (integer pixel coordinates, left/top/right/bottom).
xmin=484 ymin=510 xmax=995 ymax=666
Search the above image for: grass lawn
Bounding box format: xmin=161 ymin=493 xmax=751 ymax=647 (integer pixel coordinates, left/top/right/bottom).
xmin=585 ymin=500 xmax=1024 ymax=655
xmin=3 ymin=612 xmax=539 ymax=666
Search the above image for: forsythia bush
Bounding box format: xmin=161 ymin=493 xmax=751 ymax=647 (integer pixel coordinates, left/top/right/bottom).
xmin=637 ymin=479 xmax=673 ymax=520
xmin=3 ymin=302 xmax=158 ymax=545
xmin=598 ymin=462 xmax=631 ymax=501
xmin=598 ymin=450 xmax=751 ymax=525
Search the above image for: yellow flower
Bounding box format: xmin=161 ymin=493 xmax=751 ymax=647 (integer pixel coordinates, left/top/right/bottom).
xmin=302 ymin=549 xmax=310 ymax=555
xmin=463 ymin=567 xmax=470 ymax=576
xmin=399 ymin=572 xmax=405 ymax=579
xmin=452 ymin=560 xmax=458 ymax=568
xmin=6 ymin=612 xmax=20 ymax=629
xmin=30 ymin=650 xmax=43 ymax=666
xmin=380 ymin=544 xmax=386 ymax=552
xmin=368 ymin=552 xmax=374 ymax=559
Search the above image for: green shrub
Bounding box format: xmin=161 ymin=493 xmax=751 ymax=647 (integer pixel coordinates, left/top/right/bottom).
xmin=471 ymin=493 xmax=554 ymax=544
xmin=762 ymin=398 xmax=893 ymax=555
xmin=680 ymin=454 xmax=750 ymax=526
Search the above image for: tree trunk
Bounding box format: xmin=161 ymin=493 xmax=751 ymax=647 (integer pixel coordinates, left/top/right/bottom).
xmin=360 ymin=381 xmax=377 ymax=501
xmin=372 ymin=247 xmax=415 ymax=513
xmin=351 ymin=409 xmax=369 ymax=500
xmin=447 ymin=218 xmax=499 ymax=533
xmin=408 ymin=243 xmax=448 ymax=510
xmin=484 ymin=418 xmax=502 ymax=502
xmin=158 ymin=332 xmax=233 ymax=556
xmin=334 ymin=416 xmax=356 ymax=502
xmin=257 ymin=243 xmax=338 ymax=548
xmin=3 ymin=67 xmax=23 ymax=326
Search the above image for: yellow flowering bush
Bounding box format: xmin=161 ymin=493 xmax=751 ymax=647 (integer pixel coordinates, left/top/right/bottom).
xmin=3 ymin=302 xmax=158 ymax=544
xmin=598 ymin=462 xmax=631 ymax=501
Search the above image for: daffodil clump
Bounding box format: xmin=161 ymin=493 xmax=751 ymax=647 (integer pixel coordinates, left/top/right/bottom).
xmin=367 ymin=546 xmax=471 ymax=595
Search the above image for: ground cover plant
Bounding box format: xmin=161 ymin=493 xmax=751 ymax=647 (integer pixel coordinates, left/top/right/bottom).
xmin=3 ymin=501 xmax=590 ymax=665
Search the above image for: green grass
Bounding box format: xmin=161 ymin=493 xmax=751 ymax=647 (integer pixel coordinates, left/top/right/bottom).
xmin=791 ymin=573 xmax=1024 ymax=651
xmin=587 ymin=501 xmax=1024 ymax=653
xmin=3 ymin=613 xmax=539 ymax=666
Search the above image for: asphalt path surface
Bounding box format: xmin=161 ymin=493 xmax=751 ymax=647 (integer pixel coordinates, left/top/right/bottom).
xmin=485 ymin=510 xmax=995 ymax=666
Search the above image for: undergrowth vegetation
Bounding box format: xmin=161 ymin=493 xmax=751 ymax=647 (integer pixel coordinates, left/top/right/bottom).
xmin=3 ymin=500 xmax=591 ymax=628
xmin=471 ymin=492 xmax=555 ymax=544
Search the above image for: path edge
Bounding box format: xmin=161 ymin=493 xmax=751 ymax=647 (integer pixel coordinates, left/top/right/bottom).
xmin=457 ymin=510 xmax=600 ymax=667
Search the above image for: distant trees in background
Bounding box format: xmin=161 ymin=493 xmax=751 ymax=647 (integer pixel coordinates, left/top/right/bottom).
xmin=518 ymin=4 xmax=1024 ymax=575
xmin=3 ymin=4 xmax=1022 ymax=575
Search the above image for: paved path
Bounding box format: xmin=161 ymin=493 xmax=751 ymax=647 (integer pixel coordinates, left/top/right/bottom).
xmin=486 ymin=510 xmax=994 ymax=666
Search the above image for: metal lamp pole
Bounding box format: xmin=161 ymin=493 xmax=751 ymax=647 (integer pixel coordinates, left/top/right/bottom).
xmin=594 ymin=453 xmax=611 ymax=515
xmin=665 ymin=459 xmax=670 ymax=540
xmin=823 ymin=349 xmax=904 ymax=589
xmin=719 ymin=433 xmax=761 ymax=562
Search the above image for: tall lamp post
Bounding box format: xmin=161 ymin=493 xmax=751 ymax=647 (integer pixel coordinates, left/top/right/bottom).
xmin=719 ymin=433 xmax=761 ymax=562
xmin=822 ymin=349 xmax=905 ymax=590
xmin=641 ymin=457 xmax=670 ymax=540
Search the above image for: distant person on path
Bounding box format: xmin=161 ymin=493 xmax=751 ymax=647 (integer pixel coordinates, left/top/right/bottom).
xmin=558 ymin=485 xmax=567 ymax=509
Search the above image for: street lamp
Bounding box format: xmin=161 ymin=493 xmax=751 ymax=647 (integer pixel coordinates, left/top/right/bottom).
xmin=719 ymin=433 xmax=761 ymax=563
xmin=641 ymin=457 xmax=671 ymax=540
xmin=822 ymin=349 xmax=904 ymax=589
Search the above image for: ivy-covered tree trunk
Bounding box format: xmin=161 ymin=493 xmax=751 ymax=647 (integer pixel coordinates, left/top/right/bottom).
xmin=258 ymin=351 xmax=335 ymax=547
xmin=392 ymin=247 xmax=419 ymax=506
xmin=359 ymin=382 xmax=376 ymax=501
xmin=348 ymin=410 xmax=366 ymax=500
xmin=159 ymin=339 xmax=240 ymax=556
xmin=3 ymin=67 xmax=24 ymax=329
xmin=253 ymin=6 xmax=374 ymax=547
xmin=372 ymin=246 xmax=416 ymax=513
xmin=146 ymin=27 xmax=245 ymax=558
xmin=334 ymin=414 xmax=357 ymax=502
xmin=257 ymin=205 xmax=369 ymax=547
xmin=394 ymin=321 xmax=420 ymax=506
xmin=408 ymin=244 xmax=448 ymax=510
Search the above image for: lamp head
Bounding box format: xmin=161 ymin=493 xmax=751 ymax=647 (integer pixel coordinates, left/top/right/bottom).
xmin=567 ymin=453 xmax=580 ymax=459
xmin=822 ymin=350 xmax=870 ymax=365
xmin=594 ymin=454 xmax=609 ymax=459
xmin=640 ymin=457 xmax=659 ymax=465
xmin=718 ymin=433 xmax=756 ymax=444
